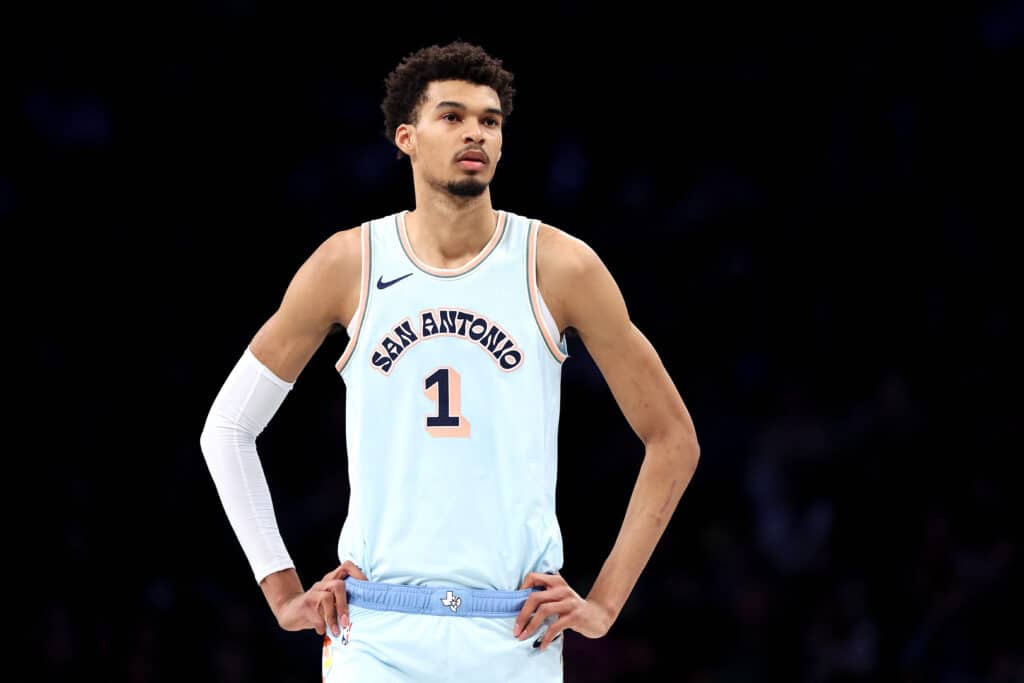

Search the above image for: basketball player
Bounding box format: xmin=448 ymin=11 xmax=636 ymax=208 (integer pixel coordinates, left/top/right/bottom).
xmin=200 ymin=41 xmax=700 ymax=682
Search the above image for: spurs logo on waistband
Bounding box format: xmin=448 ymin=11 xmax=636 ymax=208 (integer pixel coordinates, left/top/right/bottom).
xmin=441 ymin=591 xmax=462 ymax=613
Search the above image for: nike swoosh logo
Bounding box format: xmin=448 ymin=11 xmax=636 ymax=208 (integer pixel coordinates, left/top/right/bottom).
xmin=377 ymin=272 xmax=413 ymax=289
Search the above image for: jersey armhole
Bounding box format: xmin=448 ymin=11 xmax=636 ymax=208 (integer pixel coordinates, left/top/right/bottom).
xmin=527 ymin=220 xmax=569 ymax=364
xmin=335 ymin=221 xmax=371 ymax=375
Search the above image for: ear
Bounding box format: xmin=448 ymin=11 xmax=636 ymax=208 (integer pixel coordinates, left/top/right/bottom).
xmin=395 ymin=123 xmax=415 ymax=157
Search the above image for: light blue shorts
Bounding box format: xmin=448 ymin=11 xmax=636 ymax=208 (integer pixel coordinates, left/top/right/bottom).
xmin=322 ymin=577 xmax=564 ymax=682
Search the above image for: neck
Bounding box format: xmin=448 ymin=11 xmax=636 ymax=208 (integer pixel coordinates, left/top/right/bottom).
xmin=405 ymin=190 xmax=497 ymax=266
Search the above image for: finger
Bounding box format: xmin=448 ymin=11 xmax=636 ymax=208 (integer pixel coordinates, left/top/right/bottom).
xmin=513 ymin=592 xmax=543 ymax=636
xmin=324 ymin=564 xmax=347 ymax=582
xmin=534 ymin=615 xmax=570 ymax=651
xmin=325 ymin=560 xmax=365 ymax=583
xmin=329 ymin=580 xmax=350 ymax=630
xmin=306 ymin=592 xmax=326 ymax=635
xmin=342 ymin=560 xmax=368 ymax=581
xmin=519 ymin=602 xmax=560 ymax=641
xmin=513 ymin=586 xmax=567 ymax=637
xmin=319 ymin=590 xmax=340 ymax=636
xmin=518 ymin=571 xmax=559 ymax=590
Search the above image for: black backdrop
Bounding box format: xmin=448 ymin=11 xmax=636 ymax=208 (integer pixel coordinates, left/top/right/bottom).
xmin=15 ymin=3 xmax=1021 ymax=681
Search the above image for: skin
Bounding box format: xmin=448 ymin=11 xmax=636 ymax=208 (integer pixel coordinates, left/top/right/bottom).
xmin=247 ymin=79 xmax=700 ymax=650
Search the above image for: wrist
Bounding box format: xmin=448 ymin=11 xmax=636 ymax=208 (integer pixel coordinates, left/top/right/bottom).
xmin=587 ymin=596 xmax=619 ymax=631
xmin=260 ymin=568 xmax=304 ymax=622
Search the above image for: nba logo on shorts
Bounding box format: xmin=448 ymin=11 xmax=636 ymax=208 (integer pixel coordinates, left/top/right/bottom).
xmin=341 ymin=621 xmax=352 ymax=645
xmin=322 ymin=621 xmax=355 ymax=679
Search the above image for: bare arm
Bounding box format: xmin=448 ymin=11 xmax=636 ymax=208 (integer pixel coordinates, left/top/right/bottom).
xmin=249 ymin=228 xmax=361 ymax=382
xmin=542 ymin=225 xmax=700 ymax=624
xmin=245 ymin=226 xmax=363 ymax=619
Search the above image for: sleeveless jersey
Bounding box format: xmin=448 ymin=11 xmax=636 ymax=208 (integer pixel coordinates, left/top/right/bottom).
xmin=334 ymin=208 xmax=570 ymax=591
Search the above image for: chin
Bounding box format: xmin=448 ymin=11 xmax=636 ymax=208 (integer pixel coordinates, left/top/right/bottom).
xmin=446 ymin=177 xmax=489 ymax=198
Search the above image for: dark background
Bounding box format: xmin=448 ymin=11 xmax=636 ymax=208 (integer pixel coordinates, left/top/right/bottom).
xmin=16 ymin=3 xmax=1022 ymax=681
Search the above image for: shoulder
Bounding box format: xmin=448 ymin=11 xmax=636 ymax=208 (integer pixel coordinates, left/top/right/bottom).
xmin=319 ymin=223 xmax=364 ymax=267
xmin=536 ymin=221 xmax=601 ymax=283
xmin=301 ymin=224 xmax=364 ymax=286
xmin=535 ymin=222 xmax=603 ymax=333
xmin=289 ymin=224 xmax=364 ymax=328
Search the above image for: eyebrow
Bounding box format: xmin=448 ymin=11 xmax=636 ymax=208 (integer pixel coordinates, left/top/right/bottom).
xmin=434 ymin=101 xmax=504 ymax=118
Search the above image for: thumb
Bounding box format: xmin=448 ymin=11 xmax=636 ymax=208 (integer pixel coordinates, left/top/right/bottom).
xmin=324 ymin=564 xmax=348 ymax=582
xmin=342 ymin=560 xmax=368 ymax=580
xmin=519 ymin=573 xmax=543 ymax=590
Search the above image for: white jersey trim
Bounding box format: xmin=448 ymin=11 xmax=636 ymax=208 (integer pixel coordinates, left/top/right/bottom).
xmin=335 ymin=222 xmax=370 ymax=374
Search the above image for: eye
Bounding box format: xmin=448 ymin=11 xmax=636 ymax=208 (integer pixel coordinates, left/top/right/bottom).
xmin=442 ymin=113 xmax=459 ymax=122
xmin=485 ymin=118 xmax=501 ymax=127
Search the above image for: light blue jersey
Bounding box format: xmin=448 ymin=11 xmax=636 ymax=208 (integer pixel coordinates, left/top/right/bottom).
xmin=334 ymin=208 xmax=570 ymax=592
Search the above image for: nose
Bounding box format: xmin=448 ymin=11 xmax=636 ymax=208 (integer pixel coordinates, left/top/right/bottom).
xmin=463 ymin=119 xmax=484 ymax=144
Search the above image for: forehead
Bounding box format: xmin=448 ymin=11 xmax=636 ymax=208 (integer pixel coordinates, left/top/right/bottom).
xmin=424 ymin=80 xmax=501 ymax=109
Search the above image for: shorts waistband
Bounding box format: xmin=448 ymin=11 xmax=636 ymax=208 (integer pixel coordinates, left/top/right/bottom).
xmin=344 ymin=578 xmax=543 ymax=617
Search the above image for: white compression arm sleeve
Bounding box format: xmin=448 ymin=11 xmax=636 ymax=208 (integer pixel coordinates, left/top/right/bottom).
xmin=199 ymin=346 xmax=297 ymax=584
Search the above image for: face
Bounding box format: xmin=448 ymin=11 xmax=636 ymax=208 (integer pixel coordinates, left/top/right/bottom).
xmin=396 ymin=79 xmax=504 ymax=198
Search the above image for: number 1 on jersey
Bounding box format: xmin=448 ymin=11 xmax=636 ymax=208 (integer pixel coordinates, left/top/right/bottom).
xmin=424 ymin=367 xmax=471 ymax=438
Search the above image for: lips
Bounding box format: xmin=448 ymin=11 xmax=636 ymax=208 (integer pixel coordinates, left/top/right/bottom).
xmin=457 ymin=151 xmax=487 ymax=163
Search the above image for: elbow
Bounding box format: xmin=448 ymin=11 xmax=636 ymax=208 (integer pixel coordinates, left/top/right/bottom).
xmin=200 ymin=415 xmax=258 ymax=467
xmin=199 ymin=425 xmax=213 ymax=456
xmin=681 ymin=434 xmax=700 ymax=473
xmin=673 ymin=439 xmax=700 ymax=482
xmin=199 ymin=424 xmax=217 ymax=464
xmin=646 ymin=427 xmax=700 ymax=472
xmin=198 ymin=415 xmax=239 ymax=461
xmin=199 ymin=415 xmax=220 ymax=454
xmin=686 ymin=429 xmax=700 ymax=461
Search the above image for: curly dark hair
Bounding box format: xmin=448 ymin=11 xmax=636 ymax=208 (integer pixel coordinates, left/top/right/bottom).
xmin=381 ymin=41 xmax=516 ymax=160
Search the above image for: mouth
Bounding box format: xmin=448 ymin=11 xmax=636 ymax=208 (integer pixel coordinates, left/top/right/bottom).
xmin=456 ymin=148 xmax=488 ymax=169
